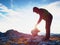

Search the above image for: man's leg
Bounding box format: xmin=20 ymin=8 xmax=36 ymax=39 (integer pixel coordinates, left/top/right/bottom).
xmin=46 ymin=22 xmax=50 ymax=40
xmin=45 ymin=18 xmax=52 ymax=40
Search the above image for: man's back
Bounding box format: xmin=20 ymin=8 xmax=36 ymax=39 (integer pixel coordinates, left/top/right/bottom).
xmin=39 ymin=9 xmax=52 ymax=21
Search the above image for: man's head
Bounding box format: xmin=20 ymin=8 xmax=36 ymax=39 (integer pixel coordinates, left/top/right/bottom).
xmin=33 ymin=7 xmax=40 ymax=14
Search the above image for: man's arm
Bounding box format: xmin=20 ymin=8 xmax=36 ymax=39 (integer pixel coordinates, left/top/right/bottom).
xmin=35 ymin=16 xmax=42 ymax=28
xmin=37 ymin=16 xmax=43 ymax=24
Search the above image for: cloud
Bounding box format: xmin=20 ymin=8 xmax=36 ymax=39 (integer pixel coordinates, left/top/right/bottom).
xmin=38 ymin=1 xmax=60 ymax=34
xmin=0 ymin=4 xmax=21 ymax=32
xmin=0 ymin=1 xmax=60 ymax=34
xmin=0 ymin=3 xmax=37 ymax=34
xmin=0 ymin=3 xmax=8 ymax=12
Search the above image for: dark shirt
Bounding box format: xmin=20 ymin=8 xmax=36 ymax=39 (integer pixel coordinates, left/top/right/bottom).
xmin=39 ymin=9 xmax=52 ymax=21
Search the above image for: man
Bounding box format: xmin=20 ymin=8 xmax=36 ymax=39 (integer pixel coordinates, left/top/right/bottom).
xmin=33 ymin=7 xmax=53 ymax=40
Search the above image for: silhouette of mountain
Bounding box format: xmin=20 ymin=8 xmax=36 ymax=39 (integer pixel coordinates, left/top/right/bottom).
xmin=5 ymin=29 xmax=22 ymax=38
xmin=0 ymin=29 xmax=32 ymax=39
xmin=0 ymin=32 xmax=6 ymax=37
xmin=0 ymin=29 xmax=60 ymax=45
xmin=50 ymin=33 xmax=60 ymax=37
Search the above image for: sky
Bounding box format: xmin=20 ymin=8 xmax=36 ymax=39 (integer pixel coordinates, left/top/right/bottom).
xmin=0 ymin=0 xmax=60 ymax=34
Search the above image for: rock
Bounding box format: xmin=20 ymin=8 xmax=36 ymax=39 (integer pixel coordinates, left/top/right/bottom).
xmin=0 ymin=29 xmax=60 ymax=45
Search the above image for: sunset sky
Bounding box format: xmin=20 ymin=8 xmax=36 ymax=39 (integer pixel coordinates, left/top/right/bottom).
xmin=0 ymin=0 xmax=60 ymax=34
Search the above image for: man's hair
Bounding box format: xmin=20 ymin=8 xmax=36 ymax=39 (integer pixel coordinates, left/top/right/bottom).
xmin=33 ymin=7 xmax=49 ymax=12
xmin=33 ymin=7 xmax=39 ymax=12
xmin=33 ymin=7 xmax=38 ymax=10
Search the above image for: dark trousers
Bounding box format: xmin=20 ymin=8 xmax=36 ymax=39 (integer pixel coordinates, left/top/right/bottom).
xmin=45 ymin=16 xmax=53 ymax=40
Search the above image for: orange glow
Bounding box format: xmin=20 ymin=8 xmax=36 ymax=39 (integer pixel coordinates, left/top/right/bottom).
xmin=31 ymin=27 xmax=40 ymax=37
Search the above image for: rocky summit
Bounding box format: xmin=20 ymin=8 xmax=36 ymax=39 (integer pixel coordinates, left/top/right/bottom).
xmin=0 ymin=29 xmax=60 ymax=45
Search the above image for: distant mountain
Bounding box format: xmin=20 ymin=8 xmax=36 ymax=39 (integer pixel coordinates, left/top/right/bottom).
xmin=50 ymin=33 xmax=60 ymax=37
xmin=0 ymin=30 xmax=60 ymax=38
xmin=0 ymin=32 xmax=5 ymax=37
xmin=5 ymin=29 xmax=22 ymax=38
xmin=0 ymin=29 xmax=31 ymax=39
xmin=40 ymin=33 xmax=60 ymax=37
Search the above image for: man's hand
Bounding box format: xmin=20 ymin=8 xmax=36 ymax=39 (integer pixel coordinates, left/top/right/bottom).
xmin=35 ymin=24 xmax=38 ymax=28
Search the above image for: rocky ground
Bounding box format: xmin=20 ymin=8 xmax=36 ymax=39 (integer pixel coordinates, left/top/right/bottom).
xmin=0 ymin=29 xmax=60 ymax=45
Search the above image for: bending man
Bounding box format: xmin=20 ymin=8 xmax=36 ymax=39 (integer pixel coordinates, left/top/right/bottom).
xmin=33 ymin=7 xmax=53 ymax=40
